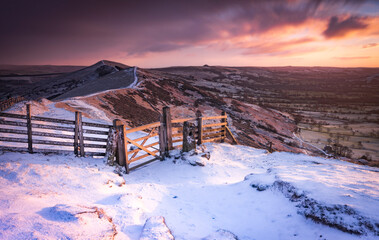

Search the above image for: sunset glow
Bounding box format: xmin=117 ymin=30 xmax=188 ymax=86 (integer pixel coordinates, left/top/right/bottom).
xmin=0 ymin=0 xmax=378 ymax=67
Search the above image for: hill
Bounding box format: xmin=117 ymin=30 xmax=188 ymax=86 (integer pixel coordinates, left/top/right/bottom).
xmin=1 ymin=61 xmax=378 ymax=164
xmin=0 ymin=67 xmax=378 ymax=239
xmin=0 ymin=64 xmax=85 ymax=99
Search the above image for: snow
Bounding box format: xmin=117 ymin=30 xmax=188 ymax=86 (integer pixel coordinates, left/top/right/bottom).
xmin=130 ymin=66 xmax=139 ymax=89
xmin=1 ymin=100 xmax=378 ymax=239
xmin=62 ymin=98 xmax=112 ymax=123
xmin=66 ymin=66 xmax=140 ymax=99
xmin=5 ymin=99 xmax=110 ymax=125
xmin=0 ymin=142 xmax=378 ymax=239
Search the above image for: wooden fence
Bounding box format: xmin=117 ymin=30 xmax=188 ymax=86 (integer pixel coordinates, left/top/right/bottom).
xmin=0 ymin=104 xmax=237 ymax=173
xmin=0 ymin=104 xmax=111 ymax=156
xmin=112 ymin=107 xmax=238 ymax=173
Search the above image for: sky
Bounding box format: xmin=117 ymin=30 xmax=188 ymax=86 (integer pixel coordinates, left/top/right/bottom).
xmin=0 ymin=0 xmax=378 ymax=68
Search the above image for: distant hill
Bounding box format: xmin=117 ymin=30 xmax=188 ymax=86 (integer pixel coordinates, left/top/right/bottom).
xmin=0 ymin=64 xmax=85 ymax=76
xmin=0 ymin=64 xmax=86 ymax=99
xmin=0 ymin=60 xmax=133 ymax=100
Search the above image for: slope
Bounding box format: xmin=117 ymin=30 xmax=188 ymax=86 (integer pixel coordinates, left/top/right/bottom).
xmin=0 ymin=143 xmax=378 ymax=239
xmin=26 ymin=60 xmax=131 ymax=100
xmin=0 ymin=89 xmax=378 ymax=239
xmin=6 ymin=61 xmax=377 ymax=161
xmin=71 ymin=66 xmax=320 ymax=156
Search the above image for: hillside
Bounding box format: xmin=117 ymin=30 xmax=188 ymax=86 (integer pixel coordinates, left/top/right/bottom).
xmin=0 ymin=64 xmax=85 ymax=99
xmin=0 ymin=76 xmax=378 ymax=239
xmin=56 ymin=64 xmax=320 ymax=156
xmin=152 ymin=66 xmax=379 ymax=162
xmin=1 ymin=61 xmax=378 ymax=164
xmin=0 ymin=60 xmax=131 ymax=101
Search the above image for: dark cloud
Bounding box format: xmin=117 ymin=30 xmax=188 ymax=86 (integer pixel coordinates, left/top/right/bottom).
xmin=323 ymin=16 xmax=368 ymax=38
xmin=0 ymin=0 xmax=375 ymax=64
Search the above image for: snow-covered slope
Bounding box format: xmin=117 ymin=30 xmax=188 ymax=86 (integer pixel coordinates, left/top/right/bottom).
xmin=24 ymin=60 xmax=132 ymax=101
xmin=54 ymin=66 xmax=137 ymax=100
xmin=0 ymin=143 xmax=378 ymax=239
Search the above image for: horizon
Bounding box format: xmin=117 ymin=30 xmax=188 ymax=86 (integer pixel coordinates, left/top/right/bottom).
xmin=1 ymin=0 xmax=378 ymax=68
xmin=2 ymin=60 xmax=379 ymax=69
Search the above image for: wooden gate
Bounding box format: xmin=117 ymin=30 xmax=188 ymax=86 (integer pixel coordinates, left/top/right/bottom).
xmin=111 ymin=107 xmax=238 ymax=173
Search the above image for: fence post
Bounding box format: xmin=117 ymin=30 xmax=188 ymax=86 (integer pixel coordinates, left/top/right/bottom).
xmin=26 ymin=104 xmax=33 ymax=154
xmin=74 ymin=112 xmax=84 ymax=157
xmin=221 ymin=111 xmax=227 ymax=143
xmin=114 ymin=120 xmax=129 ymax=173
xmin=196 ymin=111 xmax=203 ymax=145
xmin=162 ymin=107 xmax=173 ymax=156
xmin=182 ymin=121 xmax=196 ymax=152
xmin=159 ymin=117 xmax=166 ymax=160
xmin=78 ymin=112 xmax=84 ymax=157
xmin=105 ymin=126 xmax=117 ymax=165
xmin=74 ymin=112 xmax=79 ymax=156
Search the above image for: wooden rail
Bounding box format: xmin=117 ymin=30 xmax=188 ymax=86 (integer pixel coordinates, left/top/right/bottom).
xmin=0 ymin=104 xmax=112 ymax=157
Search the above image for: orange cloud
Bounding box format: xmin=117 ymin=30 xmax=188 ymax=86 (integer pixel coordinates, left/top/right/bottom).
xmin=333 ymin=56 xmax=371 ymax=60
xmin=362 ymin=43 xmax=377 ymax=48
xmin=242 ymin=37 xmax=316 ymax=55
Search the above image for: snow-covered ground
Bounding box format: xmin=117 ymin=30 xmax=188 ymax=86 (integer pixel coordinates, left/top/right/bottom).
xmin=0 ymin=142 xmax=378 ymax=239
xmin=0 ymin=100 xmax=378 ymax=239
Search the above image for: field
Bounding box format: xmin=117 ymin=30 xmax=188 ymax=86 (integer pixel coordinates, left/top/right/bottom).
xmin=155 ymin=66 xmax=379 ymax=165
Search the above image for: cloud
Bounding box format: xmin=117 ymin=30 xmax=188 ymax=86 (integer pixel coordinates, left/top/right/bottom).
xmin=362 ymin=43 xmax=377 ymax=48
xmin=334 ymin=56 xmax=371 ymax=60
xmin=323 ymin=16 xmax=368 ymax=38
xmin=0 ymin=0 xmax=377 ymax=64
xmin=242 ymin=37 xmax=316 ymax=56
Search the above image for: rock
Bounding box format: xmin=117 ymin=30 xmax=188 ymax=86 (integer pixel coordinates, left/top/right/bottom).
xmin=250 ymin=183 xmax=269 ymax=191
xmin=196 ymin=161 xmax=206 ymax=167
xmin=201 ymin=152 xmax=210 ymax=160
xmin=140 ymin=216 xmax=174 ymax=240
xmin=358 ymin=159 xmax=369 ymax=165
xmin=203 ymin=229 xmax=239 ymax=240
xmin=182 ymin=152 xmax=207 ymax=167
xmin=271 ymin=180 xmax=379 ymax=235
